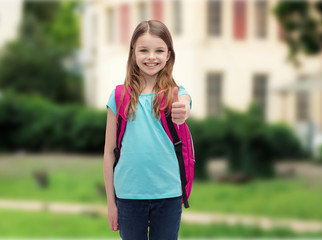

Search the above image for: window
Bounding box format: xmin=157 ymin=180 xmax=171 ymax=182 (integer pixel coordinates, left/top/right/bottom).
xmin=120 ymin=4 xmax=130 ymax=45
xmin=296 ymin=91 xmax=309 ymax=121
xmin=255 ymin=0 xmax=267 ymax=39
xmin=207 ymin=73 xmax=223 ymax=116
xmin=152 ymin=0 xmax=163 ymax=22
xmin=207 ymin=0 xmax=222 ymax=36
xmin=173 ymin=0 xmax=182 ymax=35
xmin=253 ymin=74 xmax=268 ymax=119
xmin=91 ymin=14 xmax=97 ymax=55
xmin=233 ymin=0 xmax=247 ymax=40
xmin=138 ymin=2 xmax=148 ymax=22
xmin=107 ymin=8 xmax=115 ymax=44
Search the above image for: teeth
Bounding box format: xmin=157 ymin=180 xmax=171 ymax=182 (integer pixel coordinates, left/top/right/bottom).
xmin=146 ymin=63 xmax=157 ymax=66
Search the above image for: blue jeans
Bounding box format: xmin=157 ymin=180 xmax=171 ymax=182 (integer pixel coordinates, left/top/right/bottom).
xmin=116 ymin=196 xmax=182 ymax=240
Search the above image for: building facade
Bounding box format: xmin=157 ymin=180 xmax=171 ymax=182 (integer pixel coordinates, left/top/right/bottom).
xmin=0 ymin=1 xmax=23 ymax=51
xmin=80 ymin=0 xmax=322 ymax=152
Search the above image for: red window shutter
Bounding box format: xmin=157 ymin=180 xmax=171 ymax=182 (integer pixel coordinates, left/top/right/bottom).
xmin=152 ymin=0 xmax=163 ymax=22
xmin=277 ymin=24 xmax=285 ymax=42
xmin=233 ymin=0 xmax=247 ymax=40
xmin=120 ymin=4 xmax=130 ymax=44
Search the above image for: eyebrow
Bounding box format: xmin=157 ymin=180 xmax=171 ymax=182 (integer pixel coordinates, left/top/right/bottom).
xmin=137 ymin=46 xmax=167 ymax=49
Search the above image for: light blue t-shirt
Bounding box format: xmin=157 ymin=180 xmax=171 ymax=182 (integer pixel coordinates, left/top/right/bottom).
xmin=106 ymin=86 xmax=192 ymax=199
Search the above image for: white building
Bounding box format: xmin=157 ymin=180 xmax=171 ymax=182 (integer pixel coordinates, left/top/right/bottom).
xmin=80 ymin=0 xmax=322 ymax=151
xmin=0 ymin=0 xmax=23 ymax=51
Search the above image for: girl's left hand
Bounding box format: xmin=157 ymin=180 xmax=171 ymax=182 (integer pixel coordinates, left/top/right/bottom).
xmin=171 ymin=87 xmax=189 ymax=125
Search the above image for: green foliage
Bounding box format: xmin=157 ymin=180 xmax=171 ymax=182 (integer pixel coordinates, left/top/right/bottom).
xmin=273 ymin=1 xmax=322 ymax=67
xmin=24 ymin=1 xmax=80 ymax=50
xmin=0 ymin=90 xmax=105 ymax=153
xmin=267 ymin=122 xmax=308 ymax=159
xmin=188 ymin=103 xmax=306 ymax=180
xmin=0 ymin=91 xmax=306 ymax=179
xmin=223 ymin=103 xmax=274 ymax=177
xmin=24 ymin=1 xmax=60 ymax=23
xmin=48 ymin=1 xmax=80 ymax=49
xmin=0 ymin=38 xmax=79 ymax=103
xmin=69 ymin=108 xmax=107 ymax=153
xmin=0 ymin=2 xmax=82 ymax=104
xmin=187 ymin=117 xmax=227 ymax=180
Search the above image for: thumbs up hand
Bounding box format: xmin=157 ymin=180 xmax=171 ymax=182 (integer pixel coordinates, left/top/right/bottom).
xmin=171 ymin=87 xmax=188 ymax=125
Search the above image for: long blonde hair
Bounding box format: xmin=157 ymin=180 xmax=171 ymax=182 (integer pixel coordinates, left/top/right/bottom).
xmin=117 ymin=20 xmax=178 ymax=121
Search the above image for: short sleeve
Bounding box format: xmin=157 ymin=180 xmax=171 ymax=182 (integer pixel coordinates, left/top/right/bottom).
xmin=106 ymin=88 xmax=117 ymax=115
xmin=178 ymin=85 xmax=192 ymax=110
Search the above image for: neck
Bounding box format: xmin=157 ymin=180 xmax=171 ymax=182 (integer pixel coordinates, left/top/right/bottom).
xmin=142 ymin=75 xmax=157 ymax=94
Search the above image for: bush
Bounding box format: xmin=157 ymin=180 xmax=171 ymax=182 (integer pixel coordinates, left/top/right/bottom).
xmin=221 ymin=104 xmax=272 ymax=177
xmin=187 ymin=117 xmax=227 ymax=180
xmin=188 ymin=103 xmax=307 ymax=180
xmin=0 ymin=90 xmax=105 ymax=152
xmin=0 ymin=90 xmax=306 ymax=180
xmin=267 ymin=123 xmax=308 ymax=160
xmin=69 ymin=107 xmax=106 ymax=153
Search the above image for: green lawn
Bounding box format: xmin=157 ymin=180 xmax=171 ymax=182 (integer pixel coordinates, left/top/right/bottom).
xmin=1 ymin=154 xmax=322 ymax=237
xmin=188 ymin=179 xmax=322 ymax=220
xmin=1 ymin=154 xmax=322 ymax=221
xmin=1 ymin=209 xmax=321 ymax=238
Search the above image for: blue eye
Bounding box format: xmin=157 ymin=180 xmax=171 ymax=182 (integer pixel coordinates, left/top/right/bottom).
xmin=157 ymin=50 xmax=164 ymax=53
xmin=139 ymin=49 xmax=147 ymax=52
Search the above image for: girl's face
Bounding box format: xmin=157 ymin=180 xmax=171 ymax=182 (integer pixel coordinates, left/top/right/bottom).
xmin=134 ymin=33 xmax=171 ymax=82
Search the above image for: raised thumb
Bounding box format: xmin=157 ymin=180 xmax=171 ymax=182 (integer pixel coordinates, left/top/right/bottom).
xmin=173 ymin=87 xmax=179 ymax=103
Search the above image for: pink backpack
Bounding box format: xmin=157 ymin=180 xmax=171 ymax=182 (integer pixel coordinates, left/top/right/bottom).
xmin=113 ymin=84 xmax=195 ymax=208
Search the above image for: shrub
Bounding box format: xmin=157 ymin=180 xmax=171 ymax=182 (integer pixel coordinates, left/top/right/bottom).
xmin=0 ymin=90 xmax=306 ymax=180
xmin=0 ymin=89 xmax=105 ymax=152
xmin=187 ymin=117 xmax=227 ymax=180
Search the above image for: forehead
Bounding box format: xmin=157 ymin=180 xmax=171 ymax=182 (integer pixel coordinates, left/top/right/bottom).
xmin=135 ymin=33 xmax=167 ymax=49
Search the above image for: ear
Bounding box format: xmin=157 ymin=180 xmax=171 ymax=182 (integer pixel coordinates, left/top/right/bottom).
xmin=167 ymin=51 xmax=171 ymax=61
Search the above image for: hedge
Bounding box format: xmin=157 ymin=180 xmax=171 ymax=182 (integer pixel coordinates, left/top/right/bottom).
xmin=0 ymin=90 xmax=308 ymax=179
xmin=0 ymin=90 xmax=105 ymax=153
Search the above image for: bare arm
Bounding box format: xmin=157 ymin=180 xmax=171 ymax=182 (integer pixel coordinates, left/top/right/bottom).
xmin=103 ymin=108 xmax=119 ymax=231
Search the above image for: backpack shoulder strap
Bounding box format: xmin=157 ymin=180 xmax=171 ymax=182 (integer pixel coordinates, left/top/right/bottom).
xmin=115 ymin=84 xmax=131 ymax=120
xmin=113 ymin=84 xmax=131 ymax=169
xmin=158 ymin=91 xmax=189 ymax=208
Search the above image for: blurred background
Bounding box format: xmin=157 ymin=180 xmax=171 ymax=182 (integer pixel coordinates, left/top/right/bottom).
xmin=0 ymin=0 xmax=322 ymax=239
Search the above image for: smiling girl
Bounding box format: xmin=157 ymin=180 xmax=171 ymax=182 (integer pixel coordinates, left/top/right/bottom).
xmin=103 ymin=20 xmax=192 ymax=240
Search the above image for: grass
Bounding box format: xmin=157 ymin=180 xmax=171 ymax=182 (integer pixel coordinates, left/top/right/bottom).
xmin=1 ymin=209 xmax=321 ymax=238
xmin=1 ymin=154 xmax=322 ymax=222
xmin=187 ymin=179 xmax=322 ymax=220
xmin=1 ymin=154 xmax=322 ymax=238
xmin=0 ymin=154 xmax=105 ymax=204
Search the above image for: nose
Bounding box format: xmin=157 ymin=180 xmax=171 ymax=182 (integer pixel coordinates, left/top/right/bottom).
xmin=147 ymin=52 xmax=156 ymax=60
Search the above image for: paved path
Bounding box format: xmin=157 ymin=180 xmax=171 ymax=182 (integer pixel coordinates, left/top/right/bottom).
xmin=1 ymin=199 xmax=322 ymax=234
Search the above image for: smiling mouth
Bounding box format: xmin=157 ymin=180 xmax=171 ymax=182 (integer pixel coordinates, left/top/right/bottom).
xmin=144 ymin=63 xmax=159 ymax=67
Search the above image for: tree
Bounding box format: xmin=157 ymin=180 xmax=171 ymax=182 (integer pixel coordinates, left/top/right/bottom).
xmin=26 ymin=1 xmax=80 ymax=50
xmin=0 ymin=1 xmax=83 ymax=104
xmin=273 ymin=1 xmax=322 ymax=67
xmin=48 ymin=1 xmax=80 ymax=50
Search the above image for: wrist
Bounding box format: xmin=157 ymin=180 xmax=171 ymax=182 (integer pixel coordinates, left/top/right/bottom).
xmin=108 ymin=200 xmax=117 ymax=209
